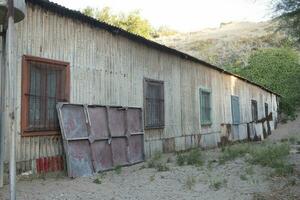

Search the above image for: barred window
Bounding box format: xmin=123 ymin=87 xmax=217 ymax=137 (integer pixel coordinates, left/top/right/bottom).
xmin=265 ymin=103 xmax=269 ymax=117
xmin=231 ymin=96 xmax=240 ymax=124
xmin=21 ymin=56 xmax=70 ymax=136
xmin=251 ymin=100 xmax=258 ymax=121
xmin=200 ymin=89 xmax=212 ymax=125
xmin=144 ymin=79 xmax=164 ymax=129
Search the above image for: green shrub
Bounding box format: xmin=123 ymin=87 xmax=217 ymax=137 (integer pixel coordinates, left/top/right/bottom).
xmin=147 ymin=152 xmax=162 ymax=168
xmin=219 ymin=142 xmax=293 ymax=176
xmin=156 ymin=163 xmax=170 ymax=172
xmin=240 ymin=174 xmax=248 ymax=181
xmin=93 ymin=178 xmax=102 ymax=184
xmin=147 ymin=152 xmax=169 ymax=171
xmin=114 ymin=165 xmax=122 ymax=175
xmin=176 ymin=153 xmax=186 ymax=166
xmin=186 ymin=149 xmax=204 ymax=166
xmin=236 ymin=48 xmax=300 ymax=119
xmin=176 ymin=148 xmax=204 ymax=167
xmin=248 ymin=143 xmax=293 ymax=176
xmin=209 ymin=178 xmax=227 ymax=191
xmin=219 ymin=143 xmax=250 ymax=164
xmin=245 ymin=166 xmax=254 ymax=175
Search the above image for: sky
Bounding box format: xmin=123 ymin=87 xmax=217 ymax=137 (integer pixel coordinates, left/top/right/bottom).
xmin=50 ymin=0 xmax=273 ymax=32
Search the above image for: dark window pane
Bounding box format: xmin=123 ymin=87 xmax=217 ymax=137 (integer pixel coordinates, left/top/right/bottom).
xmin=231 ymin=96 xmax=240 ymax=124
xmin=144 ymin=79 xmax=164 ymax=128
xmin=251 ymin=100 xmax=258 ymax=121
xmin=200 ymin=90 xmax=211 ymax=124
xmin=265 ymin=103 xmax=268 ymax=117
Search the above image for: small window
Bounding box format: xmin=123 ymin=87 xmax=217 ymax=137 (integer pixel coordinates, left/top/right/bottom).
xmin=251 ymin=100 xmax=258 ymax=121
xmin=200 ymin=89 xmax=212 ymax=125
xmin=144 ymin=78 xmax=164 ymax=129
xmin=231 ymin=96 xmax=240 ymax=124
xmin=21 ymin=55 xmax=70 ymax=136
xmin=265 ymin=103 xmax=269 ymax=117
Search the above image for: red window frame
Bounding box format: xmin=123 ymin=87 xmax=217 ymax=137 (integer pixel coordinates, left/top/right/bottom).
xmin=21 ymin=55 xmax=70 ymax=137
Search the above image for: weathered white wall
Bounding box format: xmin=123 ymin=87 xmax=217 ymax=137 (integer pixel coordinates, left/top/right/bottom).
xmin=0 ymin=2 xmax=279 ymax=170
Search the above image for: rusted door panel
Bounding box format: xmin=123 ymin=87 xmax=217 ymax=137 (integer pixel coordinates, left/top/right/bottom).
xmin=60 ymin=105 xmax=89 ymax=139
xmin=57 ymin=103 xmax=144 ymax=177
xmin=111 ymin=138 xmax=129 ymax=166
xmin=88 ymin=107 xmax=109 ymax=139
xmin=91 ymin=141 xmax=113 ymax=172
xmin=127 ymin=109 xmax=143 ymax=133
xmin=128 ymin=135 xmax=144 ymax=163
xmin=108 ymin=108 xmax=126 ymax=137
xmin=67 ymin=140 xmax=94 ymax=177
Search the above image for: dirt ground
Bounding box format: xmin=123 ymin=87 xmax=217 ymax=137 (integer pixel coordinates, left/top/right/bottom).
xmin=0 ymin=116 xmax=299 ymax=200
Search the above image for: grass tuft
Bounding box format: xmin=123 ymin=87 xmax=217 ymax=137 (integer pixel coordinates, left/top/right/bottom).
xmin=209 ymin=178 xmax=227 ymax=191
xmin=249 ymin=143 xmax=293 ymax=176
xmin=93 ymin=178 xmax=102 ymax=184
xmin=147 ymin=152 xmax=170 ymax=171
xmin=185 ymin=176 xmax=196 ymax=190
xmin=114 ymin=165 xmax=122 ymax=175
xmin=219 ymin=143 xmax=250 ymax=164
xmin=176 ymin=148 xmax=204 ymax=167
xmin=240 ymin=174 xmax=248 ymax=181
xmin=219 ymin=142 xmax=293 ymax=177
xmin=176 ymin=153 xmax=186 ymax=166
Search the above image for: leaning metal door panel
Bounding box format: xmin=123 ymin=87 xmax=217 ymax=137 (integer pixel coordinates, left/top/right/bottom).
xmin=90 ymin=141 xmax=113 ymax=172
xmin=57 ymin=103 xmax=145 ymax=177
xmin=111 ymin=138 xmax=129 ymax=166
xmin=128 ymin=135 xmax=144 ymax=163
xmin=57 ymin=104 xmax=93 ymax=177
xmin=67 ymin=140 xmax=94 ymax=177
xmin=108 ymin=107 xmax=126 ymax=137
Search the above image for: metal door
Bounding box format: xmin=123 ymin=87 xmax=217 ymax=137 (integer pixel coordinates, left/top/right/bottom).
xmin=57 ymin=103 xmax=144 ymax=177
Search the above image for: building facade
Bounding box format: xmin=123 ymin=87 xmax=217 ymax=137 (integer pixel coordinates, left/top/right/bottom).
xmin=0 ymin=0 xmax=279 ymax=179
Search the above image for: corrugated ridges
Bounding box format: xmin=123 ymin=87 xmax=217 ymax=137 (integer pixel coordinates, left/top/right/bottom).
xmin=25 ymin=0 xmax=280 ymax=96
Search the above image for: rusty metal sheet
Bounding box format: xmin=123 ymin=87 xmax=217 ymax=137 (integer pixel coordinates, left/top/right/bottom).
xmin=59 ymin=105 xmax=89 ymax=139
xmin=91 ymin=141 xmax=113 ymax=172
xmin=57 ymin=103 xmax=144 ymax=177
xmin=111 ymin=138 xmax=129 ymax=166
xmin=108 ymin=107 xmax=126 ymax=137
xmin=128 ymin=135 xmax=144 ymax=163
xmin=67 ymin=140 xmax=94 ymax=177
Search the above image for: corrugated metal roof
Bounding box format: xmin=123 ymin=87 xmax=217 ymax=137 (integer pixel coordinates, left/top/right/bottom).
xmin=25 ymin=0 xmax=280 ymax=96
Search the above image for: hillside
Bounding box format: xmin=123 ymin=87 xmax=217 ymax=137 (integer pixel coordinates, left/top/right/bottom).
xmin=155 ymin=21 xmax=294 ymax=68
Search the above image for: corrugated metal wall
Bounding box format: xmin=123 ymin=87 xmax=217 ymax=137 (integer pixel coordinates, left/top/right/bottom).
xmin=0 ymin=3 xmax=278 ymax=175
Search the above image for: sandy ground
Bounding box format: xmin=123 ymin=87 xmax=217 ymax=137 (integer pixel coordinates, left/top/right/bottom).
xmin=0 ymin=115 xmax=299 ymax=200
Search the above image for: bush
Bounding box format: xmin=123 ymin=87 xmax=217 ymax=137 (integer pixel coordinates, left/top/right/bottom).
xmin=249 ymin=143 xmax=293 ymax=176
xmin=236 ymin=48 xmax=300 ymax=119
xmin=219 ymin=142 xmax=293 ymax=176
xmin=176 ymin=153 xmax=186 ymax=166
xmin=209 ymin=178 xmax=227 ymax=191
xmin=219 ymin=143 xmax=250 ymax=164
xmin=186 ymin=149 xmax=204 ymax=166
xmin=147 ymin=152 xmax=162 ymax=168
xmin=147 ymin=152 xmax=169 ymax=171
xmin=114 ymin=165 xmax=122 ymax=175
xmin=176 ymin=148 xmax=204 ymax=167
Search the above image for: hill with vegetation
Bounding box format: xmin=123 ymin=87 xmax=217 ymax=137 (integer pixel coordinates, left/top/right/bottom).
xmin=155 ymin=21 xmax=300 ymax=119
xmin=155 ymin=21 xmax=297 ymax=68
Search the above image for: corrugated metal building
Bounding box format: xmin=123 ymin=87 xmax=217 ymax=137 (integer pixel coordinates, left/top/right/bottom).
xmin=0 ymin=0 xmax=279 ymax=178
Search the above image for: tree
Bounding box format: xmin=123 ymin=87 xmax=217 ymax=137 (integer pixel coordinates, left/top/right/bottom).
xmin=152 ymin=26 xmax=178 ymax=38
xmin=82 ymin=7 xmax=154 ymax=39
xmin=237 ymin=48 xmax=300 ymax=119
xmin=273 ymin=0 xmax=300 ymax=42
